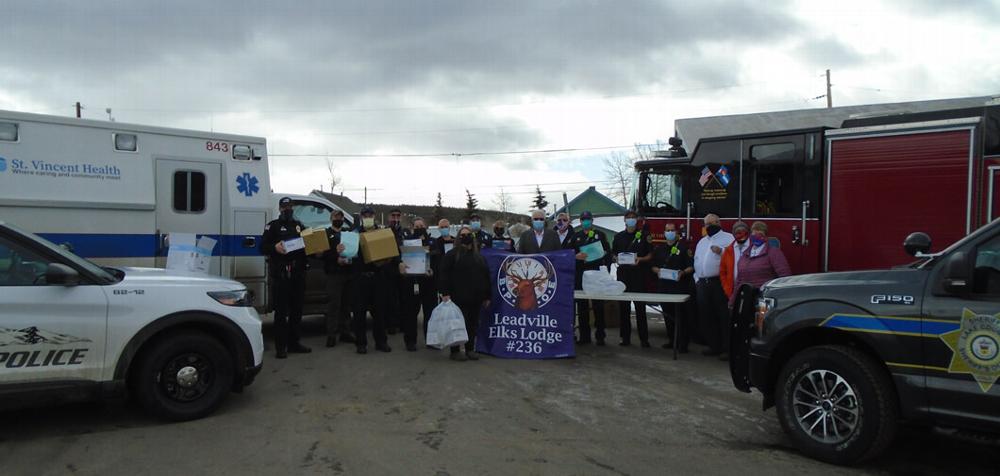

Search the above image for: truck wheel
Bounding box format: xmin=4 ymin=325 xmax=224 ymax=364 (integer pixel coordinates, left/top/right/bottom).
xmin=775 ymin=345 xmax=898 ymax=465
xmin=131 ymin=330 xmax=235 ymax=421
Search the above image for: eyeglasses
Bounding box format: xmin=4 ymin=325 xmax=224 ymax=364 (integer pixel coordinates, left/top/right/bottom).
xmin=556 ymin=219 xmax=568 ymax=223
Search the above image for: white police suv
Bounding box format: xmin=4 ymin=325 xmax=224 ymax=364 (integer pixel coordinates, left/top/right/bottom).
xmin=0 ymin=221 xmax=263 ymax=421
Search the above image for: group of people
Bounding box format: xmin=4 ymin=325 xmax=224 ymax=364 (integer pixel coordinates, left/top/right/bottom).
xmin=261 ymin=196 xmax=791 ymax=362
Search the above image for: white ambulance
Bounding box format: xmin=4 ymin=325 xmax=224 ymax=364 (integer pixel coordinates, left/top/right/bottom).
xmin=0 ymin=109 xmax=340 ymax=312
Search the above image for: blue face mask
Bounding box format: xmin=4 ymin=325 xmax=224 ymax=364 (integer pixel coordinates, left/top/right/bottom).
xmin=665 ymin=231 xmax=677 ymax=242
xmin=439 ymin=228 xmax=450 ymax=237
xmin=625 ymin=218 xmax=637 ymax=228
xmin=470 ymin=221 xmax=481 ymax=231
xmin=751 ymin=235 xmax=766 ymax=247
xmin=581 ymin=219 xmax=593 ymax=228
xmin=532 ymin=220 xmax=545 ymax=231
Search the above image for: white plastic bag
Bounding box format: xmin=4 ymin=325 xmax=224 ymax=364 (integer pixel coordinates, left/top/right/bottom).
xmin=582 ymin=269 xmax=626 ymax=295
xmin=426 ymin=300 xmax=469 ymax=348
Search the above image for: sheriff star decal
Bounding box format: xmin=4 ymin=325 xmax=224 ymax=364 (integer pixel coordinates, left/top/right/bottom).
xmin=940 ymin=309 xmax=1000 ymax=392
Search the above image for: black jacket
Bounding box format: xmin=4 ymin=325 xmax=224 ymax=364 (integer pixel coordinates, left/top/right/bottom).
xmin=261 ymin=216 xmax=307 ymax=272
xmin=437 ymin=247 xmax=491 ymax=305
xmin=319 ymin=226 xmax=353 ymax=275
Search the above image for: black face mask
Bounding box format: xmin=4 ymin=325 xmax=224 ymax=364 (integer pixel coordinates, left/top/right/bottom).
xmin=331 ymin=220 xmax=344 ymax=229
xmin=280 ymin=209 xmax=293 ymax=221
xmin=460 ymin=234 xmax=474 ymax=245
xmin=414 ymin=228 xmax=426 ymax=236
xmin=494 ymin=228 xmax=505 ymax=237
xmin=706 ymin=224 xmax=721 ymax=236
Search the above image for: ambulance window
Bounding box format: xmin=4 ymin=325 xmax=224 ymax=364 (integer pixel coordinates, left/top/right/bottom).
xmin=114 ymin=133 xmax=137 ymax=152
xmin=750 ymin=143 xmax=796 ymax=216
xmin=172 ymin=171 xmax=206 ymax=213
xmin=0 ymin=122 xmax=17 ymax=141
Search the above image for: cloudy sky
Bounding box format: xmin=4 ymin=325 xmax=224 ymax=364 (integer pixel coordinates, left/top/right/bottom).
xmin=2 ymin=0 xmax=998 ymax=213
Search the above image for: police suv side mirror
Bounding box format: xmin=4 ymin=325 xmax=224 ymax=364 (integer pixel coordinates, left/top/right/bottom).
xmin=942 ymin=251 xmax=970 ymax=293
xmin=45 ymin=263 xmax=80 ymax=286
xmin=903 ymin=232 xmax=932 ymax=256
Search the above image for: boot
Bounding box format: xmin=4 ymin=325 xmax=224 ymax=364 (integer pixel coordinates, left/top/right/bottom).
xmin=326 ymin=336 xmax=337 ymax=348
xmin=288 ymin=342 xmax=312 ymax=354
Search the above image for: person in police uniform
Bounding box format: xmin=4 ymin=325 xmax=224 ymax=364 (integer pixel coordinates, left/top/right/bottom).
xmin=611 ymin=210 xmax=653 ymax=347
xmin=468 ymin=213 xmax=493 ymax=250
xmin=570 ymin=211 xmax=612 ymax=345
xmin=351 ymin=206 xmax=392 ymax=354
xmin=385 ymin=208 xmax=406 ymax=335
xmin=400 ymin=217 xmax=437 ymax=351
xmin=318 ymin=209 xmax=356 ymax=348
xmin=650 ymin=222 xmax=695 ymax=352
xmin=261 ymin=197 xmax=312 ymax=358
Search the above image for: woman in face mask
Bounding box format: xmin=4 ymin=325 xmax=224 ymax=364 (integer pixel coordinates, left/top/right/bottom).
xmin=650 ymin=224 xmax=695 ymax=352
xmin=437 ymin=226 xmax=491 ymax=361
xmin=729 ymin=221 xmax=791 ymax=308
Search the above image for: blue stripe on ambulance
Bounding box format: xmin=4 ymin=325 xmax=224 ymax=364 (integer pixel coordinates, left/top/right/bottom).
xmin=36 ymin=233 xmax=263 ymax=258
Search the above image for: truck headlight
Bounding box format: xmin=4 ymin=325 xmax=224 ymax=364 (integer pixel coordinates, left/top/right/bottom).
xmin=208 ymin=289 xmax=253 ymax=307
xmin=755 ymin=297 xmax=775 ymax=336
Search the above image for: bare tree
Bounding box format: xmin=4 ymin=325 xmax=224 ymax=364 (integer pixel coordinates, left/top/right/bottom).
xmin=492 ymin=187 xmax=513 ymax=220
xmin=603 ymin=151 xmax=634 ymax=207
xmin=325 ymin=158 xmax=342 ymax=193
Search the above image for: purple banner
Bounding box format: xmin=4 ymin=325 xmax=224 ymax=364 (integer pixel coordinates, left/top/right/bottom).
xmin=476 ymin=248 xmax=576 ymax=359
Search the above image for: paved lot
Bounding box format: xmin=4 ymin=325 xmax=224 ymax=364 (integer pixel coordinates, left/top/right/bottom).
xmin=2 ymin=315 xmax=998 ymax=475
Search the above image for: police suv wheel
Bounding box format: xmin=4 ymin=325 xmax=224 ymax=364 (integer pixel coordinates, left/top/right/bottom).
xmin=132 ymin=331 xmax=235 ymax=421
xmin=775 ymin=345 xmax=898 ymax=465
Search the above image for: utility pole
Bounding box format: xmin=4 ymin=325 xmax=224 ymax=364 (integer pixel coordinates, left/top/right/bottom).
xmin=75 ymin=102 xmax=82 ymax=118
xmin=825 ymin=69 xmax=833 ymax=109
xmin=364 ymin=186 xmax=367 ymax=204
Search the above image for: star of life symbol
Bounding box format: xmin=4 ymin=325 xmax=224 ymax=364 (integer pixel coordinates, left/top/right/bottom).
xmin=236 ymin=172 xmax=260 ymax=197
xmin=941 ymin=309 xmax=1000 ymax=392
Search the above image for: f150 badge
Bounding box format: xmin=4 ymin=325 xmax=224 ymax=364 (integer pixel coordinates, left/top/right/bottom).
xmin=941 ymin=309 xmax=1000 ymax=392
xmin=870 ymin=294 xmax=914 ymax=305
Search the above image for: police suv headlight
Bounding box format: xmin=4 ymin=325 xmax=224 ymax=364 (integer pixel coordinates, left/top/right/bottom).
xmin=208 ymin=289 xmax=253 ymax=307
xmin=755 ymin=297 xmax=775 ymax=337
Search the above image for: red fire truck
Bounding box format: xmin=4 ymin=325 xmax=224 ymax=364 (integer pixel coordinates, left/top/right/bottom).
xmin=633 ymin=98 xmax=1000 ymax=274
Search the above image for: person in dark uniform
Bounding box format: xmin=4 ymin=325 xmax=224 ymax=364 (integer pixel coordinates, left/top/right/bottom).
xmin=611 ymin=210 xmax=653 ymax=347
xmin=318 ymin=209 xmax=356 ymax=348
xmin=650 ymin=222 xmax=695 ymax=352
xmin=261 ymin=197 xmax=312 ymax=358
xmin=491 ymin=220 xmax=515 ymax=251
xmin=468 ymin=213 xmax=493 ymax=250
xmin=351 ymin=206 xmax=392 ymax=354
xmin=570 ymin=211 xmax=612 ymax=345
xmin=385 ymin=208 xmax=406 ymax=335
xmin=400 ymin=217 xmax=437 ymax=351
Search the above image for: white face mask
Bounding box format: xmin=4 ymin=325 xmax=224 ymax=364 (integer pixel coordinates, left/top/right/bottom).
xmin=362 ymin=217 xmax=375 ymax=228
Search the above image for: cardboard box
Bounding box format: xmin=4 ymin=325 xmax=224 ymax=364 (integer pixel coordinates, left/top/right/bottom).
xmin=300 ymin=228 xmax=331 ymax=255
xmin=360 ymin=228 xmax=400 ymax=263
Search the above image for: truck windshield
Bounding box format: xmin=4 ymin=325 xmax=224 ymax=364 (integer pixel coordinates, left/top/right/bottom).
xmin=639 ymin=170 xmax=684 ymax=215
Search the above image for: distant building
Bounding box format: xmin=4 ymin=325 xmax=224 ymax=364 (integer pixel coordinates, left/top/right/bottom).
xmin=555 ymin=186 xmax=628 ymax=242
xmin=310 ymin=190 xmax=528 ymax=228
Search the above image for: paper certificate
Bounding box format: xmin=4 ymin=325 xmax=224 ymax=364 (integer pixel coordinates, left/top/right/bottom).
xmin=579 ymin=241 xmax=605 ymax=263
xmin=617 ymin=252 xmax=636 ymax=265
xmin=401 ymin=246 xmax=427 ymax=274
xmin=658 ymin=268 xmax=679 ymax=281
xmin=403 ymin=239 xmax=423 ymax=247
xmin=339 ymin=231 xmax=359 ymax=259
xmin=283 ymin=237 xmax=305 ymax=252
xmin=444 ymin=243 xmax=454 ymax=254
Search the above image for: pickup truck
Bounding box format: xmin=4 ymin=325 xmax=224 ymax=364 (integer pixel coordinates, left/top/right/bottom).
xmin=731 ymin=219 xmax=1000 ymax=464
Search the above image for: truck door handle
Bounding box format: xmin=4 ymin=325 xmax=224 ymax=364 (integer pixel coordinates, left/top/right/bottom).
xmin=800 ymin=200 xmax=810 ymax=246
xmin=243 ymin=236 xmax=257 ymax=248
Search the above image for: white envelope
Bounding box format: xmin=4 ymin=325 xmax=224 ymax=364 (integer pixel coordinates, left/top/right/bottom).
xmin=403 ymin=239 xmax=423 ymax=247
xmin=658 ymin=268 xmax=679 ymax=281
xmin=283 ymin=237 xmax=305 ymax=252
xmin=617 ymin=252 xmax=637 ymax=265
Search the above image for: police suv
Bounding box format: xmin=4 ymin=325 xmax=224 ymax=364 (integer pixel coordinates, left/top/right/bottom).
xmin=0 ymin=221 xmax=263 ymax=421
xmin=731 ymin=219 xmax=1000 ymax=464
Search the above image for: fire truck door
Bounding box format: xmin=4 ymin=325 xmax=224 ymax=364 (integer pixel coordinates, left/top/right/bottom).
xmin=988 ymin=166 xmax=1000 ymax=222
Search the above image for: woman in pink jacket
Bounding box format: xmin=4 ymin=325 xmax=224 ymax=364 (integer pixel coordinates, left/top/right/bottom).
xmin=730 ymin=221 xmax=791 ymax=307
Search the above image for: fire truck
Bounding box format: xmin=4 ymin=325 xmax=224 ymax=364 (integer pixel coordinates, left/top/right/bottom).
xmin=633 ymin=96 xmax=1000 ymax=274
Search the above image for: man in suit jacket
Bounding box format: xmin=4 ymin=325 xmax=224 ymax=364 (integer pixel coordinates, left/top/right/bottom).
xmin=517 ymin=209 xmax=561 ymax=253
xmin=554 ymin=212 xmax=576 ymax=249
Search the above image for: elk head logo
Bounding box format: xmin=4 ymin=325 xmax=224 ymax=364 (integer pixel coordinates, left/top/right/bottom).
xmin=499 ymin=256 xmax=557 ymax=311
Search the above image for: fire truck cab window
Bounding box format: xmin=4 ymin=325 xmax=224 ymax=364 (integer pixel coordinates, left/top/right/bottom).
xmin=640 ymin=171 xmax=683 ymax=214
xmin=750 ymin=143 xmax=797 ymax=216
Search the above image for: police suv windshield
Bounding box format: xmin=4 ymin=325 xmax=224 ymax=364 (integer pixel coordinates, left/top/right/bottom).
xmin=3 ymin=223 xmax=118 ymax=284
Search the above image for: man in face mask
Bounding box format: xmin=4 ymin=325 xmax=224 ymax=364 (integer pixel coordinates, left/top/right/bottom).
xmin=555 ymin=212 xmax=575 ymax=249
xmin=385 ymin=208 xmax=406 ymax=336
xmin=319 ymin=210 xmax=357 ymax=347
xmin=650 ymin=222 xmax=695 ymax=352
xmin=350 ymin=206 xmax=392 ymax=354
xmin=570 ymin=211 xmax=612 ymax=345
xmin=400 ymin=218 xmax=437 ymax=351
xmin=517 ymin=209 xmax=561 ymax=253
xmin=693 ymin=213 xmax=735 ymax=358
xmin=468 ymin=213 xmax=493 ymax=250
xmin=611 ymin=210 xmax=654 ymax=347
xmin=261 ymin=197 xmax=312 ymax=358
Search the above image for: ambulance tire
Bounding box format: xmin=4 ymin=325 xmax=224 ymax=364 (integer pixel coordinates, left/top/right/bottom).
xmin=775 ymin=345 xmax=898 ymax=465
xmin=131 ymin=330 xmax=235 ymax=421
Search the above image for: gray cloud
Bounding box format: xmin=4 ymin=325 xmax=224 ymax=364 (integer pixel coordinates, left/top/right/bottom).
xmin=792 ymin=36 xmax=868 ymax=69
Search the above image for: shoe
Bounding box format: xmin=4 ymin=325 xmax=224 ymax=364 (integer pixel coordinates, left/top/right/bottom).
xmin=702 ymin=349 xmax=722 ymax=357
xmin=276 ymin=349 xmax=288 ymax=359
xmin=406 ymin=343 xmax=417 ymax=352
xmin=466 ymin=351 xmax=480 ymax=361
xmin=326 ymin=336 xmax=337 ymax=348
xmin=450 ymin=352 xmax=467 ymax=361
xmin=339 ymin=333 xmax=356 ymax=343
xmin=376 ymin=343 xmax=392 ymax=353
xmin=641 ymin=341 xmax=651 ymax=349
xmin=718 ymin=353 xmax=729 ymax=361
xmin=619 ymin=341 xmax=631 ymax=347
xmin=661 ymin=342 xmax=674 ymax=350
xmin=596 ymin=339 xmax=606 ymax=346
xmin=356 ymin=345 xmax=368 ymax=354
xmin=288 ymin=343 xmax=312 ymax=354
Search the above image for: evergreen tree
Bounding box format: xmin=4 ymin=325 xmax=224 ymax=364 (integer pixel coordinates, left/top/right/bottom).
xmin=433 ymin=192 xmax=444 ymax=223
xmin=464 ymin=189 xmax=478 ymax=219
xmin=532 ymin=185 xmax=549 ymax=211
